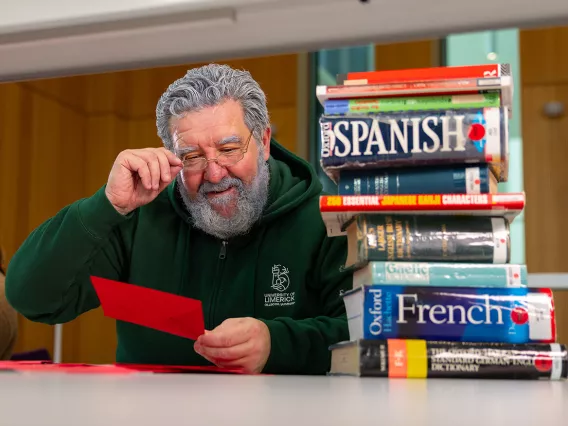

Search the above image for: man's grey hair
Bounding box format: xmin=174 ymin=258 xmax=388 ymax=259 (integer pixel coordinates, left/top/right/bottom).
xmin=156 ymin=63 xmax=270 ymax=151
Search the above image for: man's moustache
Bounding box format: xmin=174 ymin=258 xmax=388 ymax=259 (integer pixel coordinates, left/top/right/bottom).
xmin=199 ymin=177 xmax=243 ymax=195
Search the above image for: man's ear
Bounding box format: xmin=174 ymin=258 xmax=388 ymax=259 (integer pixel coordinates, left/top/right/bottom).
xmin=261 ymin=126 xmax=271 ymax=161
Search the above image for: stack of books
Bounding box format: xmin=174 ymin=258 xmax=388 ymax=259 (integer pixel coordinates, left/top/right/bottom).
xmin=316 ymin=63 xmax=568 ymax=380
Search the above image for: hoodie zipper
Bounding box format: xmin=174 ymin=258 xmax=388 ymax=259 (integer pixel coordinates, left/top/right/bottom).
xmin=208 ymin=240 xmax=227 ymax=328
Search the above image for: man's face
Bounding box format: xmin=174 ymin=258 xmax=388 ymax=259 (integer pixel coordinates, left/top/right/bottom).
xmin=171 ymin=99 xmax=271 ymax=239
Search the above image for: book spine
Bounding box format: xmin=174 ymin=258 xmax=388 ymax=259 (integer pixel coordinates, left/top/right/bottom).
xmin=351 ymin=215 xmax=509 ymax=264
xmin=319 ymin=193 xmax=526 ymax=212
xmin=357 ymin=339 xmax=567 ymax=380
xmin=324 ymin=93 xmax=500 ymax=115
xmin=319 ymin=107 xmax=508 ymax=182
xmin=336 ymin=63 xmax=511 ymax=85
xmin=319 ymin=193 xmax=525 ymax=237
xmin=353 ymin=262 xmax=527 ymax=287
xmin=338 ymin=166 xmax=493 ymax=195
xmin=317 ymin=77 xmax=512 ymax=102
xmin=355 ymin=285 xmax=555 ymax=343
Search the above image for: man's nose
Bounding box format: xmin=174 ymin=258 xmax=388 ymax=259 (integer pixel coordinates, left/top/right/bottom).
xmin=203 ymin=160 xmax=227 ymax=184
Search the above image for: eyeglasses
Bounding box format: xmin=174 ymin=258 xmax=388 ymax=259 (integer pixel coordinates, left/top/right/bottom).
xmin=178 ymin=129 xmax=254 ymax=172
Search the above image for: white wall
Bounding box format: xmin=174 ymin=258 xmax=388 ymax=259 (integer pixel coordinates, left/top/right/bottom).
xmin=1 ymin=0 xmax=568 ymax=81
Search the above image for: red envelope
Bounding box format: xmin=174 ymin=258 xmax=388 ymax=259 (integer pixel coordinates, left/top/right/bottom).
xmin=90 ymin=276 xmax=205 ymax=340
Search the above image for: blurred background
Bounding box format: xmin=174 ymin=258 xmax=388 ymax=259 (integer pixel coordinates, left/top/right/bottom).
xmin=1 ymin=0 xmax=567 ymax=364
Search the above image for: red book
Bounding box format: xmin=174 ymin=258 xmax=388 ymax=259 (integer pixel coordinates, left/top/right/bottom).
xmin=336 ymin=63 xmax=511 ymax=85
xmin=316 ymin=76 xmax=514 ymax=114
xmin=319 ymin=193 xmax=525 ymax=237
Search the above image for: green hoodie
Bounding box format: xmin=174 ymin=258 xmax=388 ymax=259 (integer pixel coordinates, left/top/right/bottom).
xmin=5 ymin=139 xmax=352 ymax=374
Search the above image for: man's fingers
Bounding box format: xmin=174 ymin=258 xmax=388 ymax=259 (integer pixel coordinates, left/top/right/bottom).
xmin=122 ymin=154 xmax=153 ymax=190
xmin=210 ymin=357 xmax=250 ymax=370
xmin=155 ymin=150 xmax=176 ymax=182
xmin=160 ymin=147 xmax=184 ymax=167
xmin=133 ymin=151 xmax=163 ymax=190
xmin=194 ymin=339 xmax=254 ymax=362
xmin=135 ymin=148 xmax=184 ymax=190
xmin=197 ymin=321 xmax=249 ymax=348
xmin=197 ymin=330 xmax=242 ymax=348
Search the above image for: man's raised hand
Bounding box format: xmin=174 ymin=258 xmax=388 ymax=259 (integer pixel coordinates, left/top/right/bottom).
xmin=105 ymin=147 xmax=184 ymax=215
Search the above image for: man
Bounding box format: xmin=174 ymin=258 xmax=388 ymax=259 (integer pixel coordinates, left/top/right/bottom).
xmin=0 ymin=248 xmax=18 ymax=360
xmin=5 ymin=63 xmax=352 ymax=374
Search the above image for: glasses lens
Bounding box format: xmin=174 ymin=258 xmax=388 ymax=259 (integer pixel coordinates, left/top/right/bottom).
xmin=217 ymin=152 xmax=244 ymax=167
xmin=184 ymin=158 xmax=207 ymax=170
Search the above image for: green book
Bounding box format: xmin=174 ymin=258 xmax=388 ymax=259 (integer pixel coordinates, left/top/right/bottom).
xmin=324 ymin=92 xmax=501 ymax=115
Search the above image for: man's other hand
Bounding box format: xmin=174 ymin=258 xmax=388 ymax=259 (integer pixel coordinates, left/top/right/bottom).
xmin=194 ymin=317 xmax=271 ymax=374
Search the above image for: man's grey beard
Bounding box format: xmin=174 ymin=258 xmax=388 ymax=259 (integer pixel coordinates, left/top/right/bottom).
xmin=177 ymin=152 xmax=270 ymax=240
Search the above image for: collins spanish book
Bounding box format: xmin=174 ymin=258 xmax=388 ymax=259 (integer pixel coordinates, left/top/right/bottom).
xmin=342 ymin=285 xmax=555 ymax=344
xmin=328 ymin=339 xmax=567 ymax=380
xmin=344 ymin=215 xmax=510 ymax=267
xmin=319 ymin=107 xmax=509 ymax=183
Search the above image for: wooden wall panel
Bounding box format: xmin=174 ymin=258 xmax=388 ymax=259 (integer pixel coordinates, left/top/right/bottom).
xmin=520 ymin=27 xmax=568 ymax=85
xmin=520 ymin=25 xmax=568 ymax=345
xmin=0 ymin=85 xmax=52 ymax=356
xmin=375 ymin=39 xmax=440 ymax=70
xmin=521 ymin=83 xmax=568 ymax=345
xmin=268 ymin=107 xmax=297 ymax=153
xmin=85 ymin=73 xmax=130 ymax=117
xmin=0 ymin=53 xmax=300 ymax=363
xmin=84 ymin=116 xmax=129 ymax=193
xmin=127 ymin=118 xmax=161 ymax=150
xmin=23 ymin=77 xmax=87 ymax=112
xmin=0 ymin=85 xmax=30 ymax=263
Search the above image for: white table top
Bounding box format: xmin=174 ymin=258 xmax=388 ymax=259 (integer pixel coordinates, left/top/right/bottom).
xmin=0 ymin=372 xmax=566 ymax=426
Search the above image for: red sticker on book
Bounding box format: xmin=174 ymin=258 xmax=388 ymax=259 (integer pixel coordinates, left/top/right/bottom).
xmin=511 ymin=307 xmax=529 ymax=325
xmin=468 ymin=123 xmax=486 ymax=140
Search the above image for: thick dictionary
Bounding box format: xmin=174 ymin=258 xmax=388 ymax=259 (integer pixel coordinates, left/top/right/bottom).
xmin=342 ymin=285 xmax=556 ymax=344
xmin=329 ymin=339 xmax=567 ymax=380
xmin=319 ymin=107 xmax=509 ymax=182
xmin=338 ymin=165 xmax=498 ymax=196
xmin=319 ymin=193 xmax=525 ymax=237
xmin=345 ymin=215 xmax=510 ymax=267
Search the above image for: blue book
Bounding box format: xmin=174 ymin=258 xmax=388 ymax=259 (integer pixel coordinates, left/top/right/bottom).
xmin=338 ymin=165 xmax=497 ymax=195
xmin=342 ymin=284 xmax=555 ymax=343
xmin=319 ymin=107 xmax=509 ymax=182
xmin=352 ymin=262 xmax=526 ymax=287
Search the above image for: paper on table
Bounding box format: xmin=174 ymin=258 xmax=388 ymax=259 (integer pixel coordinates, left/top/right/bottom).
xmin=0 ymin=361 xmax=246 ymax=375
xmin=90 ymin=276 xmax=205 ymax=340
xmin=117 ymin=363 xmax=247 ymax=374
xmin=0 ymin=361 xmax=138 ymax=374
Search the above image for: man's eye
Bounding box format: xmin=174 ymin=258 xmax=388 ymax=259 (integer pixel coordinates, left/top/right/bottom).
xmin=221 ymin=148 xmax=239 ymax=153
xmin=183 ymin=155 xmax=203 ymax=162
